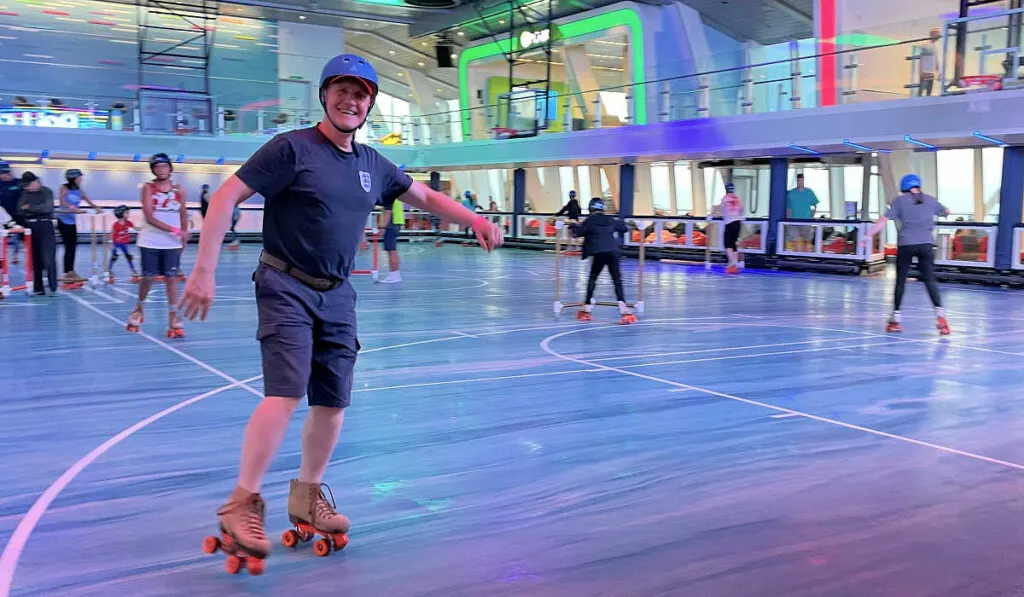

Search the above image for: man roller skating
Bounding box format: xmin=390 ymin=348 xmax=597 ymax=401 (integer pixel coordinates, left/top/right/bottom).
xmin=179 ymin=53 xmax=505 ymax=574
xmin=569 ymin=198 xmax=635 ymax=325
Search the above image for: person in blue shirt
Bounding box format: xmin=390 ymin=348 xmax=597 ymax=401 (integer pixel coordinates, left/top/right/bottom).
xmin=786 ymin=173 xmax=819 ymax=251
xmin=864 ymin=173 xmax=950 ymax=335
xmin=56 ymin=169 xmax=102 ymax=283
xmin=179 ymin=53 xmax=504 ymax=570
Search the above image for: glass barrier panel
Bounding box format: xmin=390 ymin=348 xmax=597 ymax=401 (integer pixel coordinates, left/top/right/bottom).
xmin=935 ymin=224 xmax=996 ymax=267
xmin=1013 ymin=227 xmax=1024 ymax=271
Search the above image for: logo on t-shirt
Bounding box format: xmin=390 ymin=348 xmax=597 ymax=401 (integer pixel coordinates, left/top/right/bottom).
xmin=359 ymin=171 xmax=371 ymax=193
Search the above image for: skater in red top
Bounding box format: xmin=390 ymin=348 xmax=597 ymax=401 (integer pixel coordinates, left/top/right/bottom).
xmin=108 ymin=205 xmax=138 ymax=282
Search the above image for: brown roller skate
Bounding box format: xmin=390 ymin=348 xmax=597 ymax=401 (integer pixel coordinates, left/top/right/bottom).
xmin=936 ymin=317 xmax=951 ymax=336
xmin=203 ymin=491 xmax=270 ymax=575
xmin=281 ymin=479 xmax=350 ymax=557
xmin=126 ymin=306 xmax=143 ymax=333
xmin=167 ymin=311 xmax=184 ymax=339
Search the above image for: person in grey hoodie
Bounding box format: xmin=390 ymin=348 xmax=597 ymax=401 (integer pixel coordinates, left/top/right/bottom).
xmin=17 ymin=172 xmax=58 ymax=295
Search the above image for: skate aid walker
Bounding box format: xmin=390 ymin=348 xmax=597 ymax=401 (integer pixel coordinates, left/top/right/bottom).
xmin=552 ymin=221 xmax=644 ymax=325
xmin=1 ymin=226 xmax=32 ymax=298
xmin=59 ymin=209 xmax=106 ymax=291
xmin=352 ymin=211 xmax=379 ymax=282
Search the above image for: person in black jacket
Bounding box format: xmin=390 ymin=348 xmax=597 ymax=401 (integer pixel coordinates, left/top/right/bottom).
xmin=17 ymin=172 xmax=59 ymax=295
xmin=555 ymin=190 xmax=582 ymax=221
xmin=568 ymin=198 xmax=635 ymax=323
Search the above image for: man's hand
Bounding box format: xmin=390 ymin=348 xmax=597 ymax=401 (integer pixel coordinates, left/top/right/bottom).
xmin=179 ymin=267 xmax=216 ymax=321
xmin=472 ymin=216 xmax=504 ymax=252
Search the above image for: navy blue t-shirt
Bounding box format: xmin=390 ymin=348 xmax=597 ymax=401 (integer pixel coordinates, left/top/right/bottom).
xmin=236 ymin=126 xmax=413 ymax=280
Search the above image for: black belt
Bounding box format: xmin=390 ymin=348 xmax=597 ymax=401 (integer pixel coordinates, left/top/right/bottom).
xmin=259 ymin=251 xmax=341 ymax=291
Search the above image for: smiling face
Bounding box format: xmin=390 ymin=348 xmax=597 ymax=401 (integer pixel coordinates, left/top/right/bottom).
xmin=323 ymin=77 xmax=373 ymax=131
xmin=152 ymin=163 xmax=170 ymax=180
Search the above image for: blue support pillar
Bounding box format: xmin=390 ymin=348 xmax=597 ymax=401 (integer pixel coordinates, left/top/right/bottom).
xmin=995 ymin=146 xmax=1024 ymax=270
xmin=512 ymin=168 xmax=526 ymax=238
xmin=767 ymin=157 xmax=789 ymax=256
xmin=619 ymin=164 xmax=635 ymax=219
xmin=429 ymin=171 xmax=441 ymax=191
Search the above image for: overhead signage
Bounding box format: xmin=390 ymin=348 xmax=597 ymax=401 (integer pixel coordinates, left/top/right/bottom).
xmin=0 ymin=107 xmax=109 ymax=129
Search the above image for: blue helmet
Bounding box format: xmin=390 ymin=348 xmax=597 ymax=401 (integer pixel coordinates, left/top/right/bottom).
xmin=900 ymin=174 xmax=922 ymax=192
xmin=319 ymin=54 xmax=378 ymax=107
xmin=0 ymin=161 xmax=10 ymax=174
xmin=589 ymin=197 xmax=604 ymax=212
xmin=725 ymin=182 xmax=735 ymax=193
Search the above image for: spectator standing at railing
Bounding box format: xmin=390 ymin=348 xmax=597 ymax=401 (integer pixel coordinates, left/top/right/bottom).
xmin=863 ymin=173 xmax=950 ymax=336
xmin=57 ymin=169 xmax=102 ymax=284
xmin=16 ymin=172 xmax=58 ymax=296
xmin=0 ymin=161 xmax=22 ymax=264
xmin=786 ymin=173 xmax=819 ymax=252
xmin=918 ymin=28 xmax=941 ymax=97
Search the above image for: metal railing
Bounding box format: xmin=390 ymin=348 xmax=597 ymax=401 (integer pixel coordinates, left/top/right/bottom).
xmin=1013 ymin=225 xmax=1024 ymax=271
xmin=6 ymin=8 xmax=1016 ymax=146
xmin=621 ymin=217 xmax=769 ymax=255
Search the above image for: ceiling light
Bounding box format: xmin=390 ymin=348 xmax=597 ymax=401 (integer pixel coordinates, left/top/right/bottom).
xmin=298 ymin=14 xmax=305 ymax=19
xmin=420 ymin=41 xmax=427 ymax=46
xmin=456 ymin=31 xmax=463 ymax=36
xmin=498 ymin=19 xmax=505 ymax=24
xmin=435 ymin=88 xmax=442 ymax=93
xmin=396 ymin=72 xmax=403 ymax=76
xmin=388 ymin=49 xmax=395 ymax=55
xmin=450 ymin=53 xmax=457 ymax=59
xmin=417 ymin=61 xmax=424 ymax=67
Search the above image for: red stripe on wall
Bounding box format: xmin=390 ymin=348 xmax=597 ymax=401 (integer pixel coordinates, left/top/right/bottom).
xmin=818 ymin=0 xmax=837 ymax=106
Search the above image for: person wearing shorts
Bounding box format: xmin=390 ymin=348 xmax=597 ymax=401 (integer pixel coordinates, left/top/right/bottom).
xmin=128 ymin=153 xmax=188 ymax=337
xmin=380 ymin=198 xmax=403 ymax=283
xmin=178 ymin=53 xmax=504 ymax=563
xmin=786 ymin=173 xmax=819 ymax=251
xmin=713 ymin=182 xmax=745 ymax=275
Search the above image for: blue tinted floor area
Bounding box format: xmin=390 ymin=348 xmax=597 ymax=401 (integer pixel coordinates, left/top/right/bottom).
xmin=2 ymin=242 xmax=1024 ymax=596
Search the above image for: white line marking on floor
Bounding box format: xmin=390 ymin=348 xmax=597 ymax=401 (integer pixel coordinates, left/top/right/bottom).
xmin=770 ymin=413 xmax=802 ymax=419
xmin=539 ymin=325 xmax=1024 ymax=474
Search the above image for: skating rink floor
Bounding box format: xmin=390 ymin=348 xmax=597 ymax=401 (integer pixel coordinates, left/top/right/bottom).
xmin=3 ymin=241 xmax=1024 ymax=597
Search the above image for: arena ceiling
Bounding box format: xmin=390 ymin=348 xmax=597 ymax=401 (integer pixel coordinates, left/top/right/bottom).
xmin=115 ymin=0 xmax=813 ymax=105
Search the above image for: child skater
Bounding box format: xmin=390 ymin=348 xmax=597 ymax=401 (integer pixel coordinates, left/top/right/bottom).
xmin=569 ymin=198 xmax=636 ymax=324
xmin=863 ymin=173 xmax=950 ymax=335
xmin=712 ymin=182 xmax=745 ymax=274
xmin=108 ymin=205 xmax=138 ymax=282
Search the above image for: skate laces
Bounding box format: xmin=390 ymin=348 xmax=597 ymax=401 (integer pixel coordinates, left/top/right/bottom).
xmin=313 ymin=483 xmax=339 ymax=521
xmin=239 ymin=494 xmax=267 ymax=540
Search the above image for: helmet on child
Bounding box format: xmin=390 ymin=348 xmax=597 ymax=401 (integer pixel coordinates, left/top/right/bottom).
xmin=149 ymin=153 xmax=173 ymax=173
xmin=900 ymin=174 xmax=922 ymax=192
xmin=0 ymin=161 xmax=11 ymax=174
xmin=588 ymin=198 xmax=605 ymax=212
xmin=113 ymin=205 xmax=128 ymax=219
xmin=65 ymin=168 xmax=82 ymax=182
xmin=725 ymin=182 xmax=735 ymax=193
xmin=319 ymin=54 xmax=379 ymax=133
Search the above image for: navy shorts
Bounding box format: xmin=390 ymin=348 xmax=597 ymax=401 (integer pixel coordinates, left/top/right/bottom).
xmin=383 ymin=224 xmax=399 ymax=252
xmin=254 ymin=263 xmax=360 ymax=408
xmin=140 ymin=247 xmax=181 ymax=277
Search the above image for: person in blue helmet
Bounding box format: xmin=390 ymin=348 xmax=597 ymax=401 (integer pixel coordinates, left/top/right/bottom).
xmin=179 ymin=53 xmax=504 ymax=568
xmin=864 ymin=173 xmax=950 ymax=335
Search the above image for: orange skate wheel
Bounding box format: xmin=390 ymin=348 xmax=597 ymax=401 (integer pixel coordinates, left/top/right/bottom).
xmin=246 ymin=557 xmax=265 ymax=575
xmin=332 ymin=534 xmax=348 ymax=551
xmin=282 ymin=530 xmax=299 ymax=548
xmin=313 ymin=538 xmax=331 ymax=557
xmin=225 ymin=555 xmax=242 ymax=574
xmin=202 ymin=536 xmax=220 ymax=554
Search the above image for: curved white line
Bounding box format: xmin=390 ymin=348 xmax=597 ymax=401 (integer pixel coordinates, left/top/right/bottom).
xmin=0 ymin=375 xmax=262 ymax=597
xmin=538 ymin=323 xmax=1024 ymax=472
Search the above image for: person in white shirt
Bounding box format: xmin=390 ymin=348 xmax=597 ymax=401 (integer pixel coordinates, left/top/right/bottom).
xmin=127 ymin=153 xmax=189 ymax=337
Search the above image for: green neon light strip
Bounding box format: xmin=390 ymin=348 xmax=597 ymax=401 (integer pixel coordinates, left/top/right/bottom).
xmin=457 ymin=7 xmax=646 ymax=138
